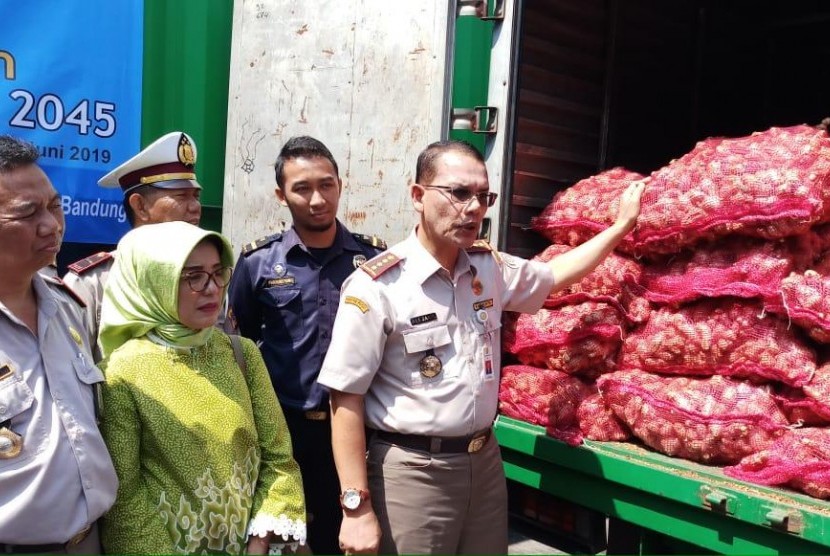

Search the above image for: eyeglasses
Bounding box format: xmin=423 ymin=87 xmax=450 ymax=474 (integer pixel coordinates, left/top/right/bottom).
xmin=181 ymin=267 xmax=233 ymax=292
xmin=421 ymin=185 xmax=498 ymax=208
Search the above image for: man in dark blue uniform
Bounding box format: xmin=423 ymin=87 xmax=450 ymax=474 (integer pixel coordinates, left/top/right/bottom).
xmin=225 ymin=136 xmax=384 ymax=555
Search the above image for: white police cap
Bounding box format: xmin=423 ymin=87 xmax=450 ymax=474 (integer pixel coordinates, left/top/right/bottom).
xmin=98 ymin=131 xmax=202 ymax=195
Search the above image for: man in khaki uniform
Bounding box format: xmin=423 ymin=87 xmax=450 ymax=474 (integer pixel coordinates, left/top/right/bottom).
xmin=0 ymin=135 xmax=118 ymax=553
xmin=318 ymin=140 xmax=644 ymax=555
xmin=63 ymin=132 xmax=202 ymax=360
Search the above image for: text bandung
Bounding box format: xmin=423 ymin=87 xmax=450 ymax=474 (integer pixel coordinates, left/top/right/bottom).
xmin=61 ymin=195 xmax=126 ymax=223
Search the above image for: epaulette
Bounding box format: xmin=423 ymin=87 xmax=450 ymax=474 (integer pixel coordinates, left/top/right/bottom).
xmin=360 ymin=252 xmax=402 ymax=279
xmin=352 ymin=233 xmax=387 ymax=251
xmin=241 ymin=233 xmax=282 ymax=255
xmin=466 ymin=239 xmax=502 ymax=264
xmin=44 ymin=276 xmax=87 ymax=308
xmin=67 ymin=251 xmax=113 ymax=275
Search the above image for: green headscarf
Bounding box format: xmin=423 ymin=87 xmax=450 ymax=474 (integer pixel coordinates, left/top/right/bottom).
xmin=99 ymin=221 xmax=234 ymax=359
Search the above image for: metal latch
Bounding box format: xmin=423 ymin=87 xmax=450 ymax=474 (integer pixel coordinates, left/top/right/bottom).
xmin=699 ymin=486 xmax=736 ymax=514
xmin=763 ymin=507 xmax=803 ymax=534
xmin=458 ymin=0 xmax=505 ymax=21
xmin=451 ymin=107 xmax=498 ymax=134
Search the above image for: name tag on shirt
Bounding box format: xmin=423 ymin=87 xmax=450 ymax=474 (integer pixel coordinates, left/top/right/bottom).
xmin=267 ymin=277 xmax=296 ymax=287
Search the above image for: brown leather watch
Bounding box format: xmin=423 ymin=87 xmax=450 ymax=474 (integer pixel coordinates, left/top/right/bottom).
xmin=339 ymin=488 xmax=370 ymax=511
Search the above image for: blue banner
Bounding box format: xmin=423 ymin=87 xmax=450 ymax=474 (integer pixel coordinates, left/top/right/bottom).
xmin=0 ymin=1 xmax=142 ymax=243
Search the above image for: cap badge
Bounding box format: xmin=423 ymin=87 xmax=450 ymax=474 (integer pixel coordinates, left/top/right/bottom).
xmin=177 ymin=134 xmax=196 ymax=166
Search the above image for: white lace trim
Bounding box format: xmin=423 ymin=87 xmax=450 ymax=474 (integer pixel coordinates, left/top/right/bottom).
xmin=247 ymin=513 xmax=307 ymax=554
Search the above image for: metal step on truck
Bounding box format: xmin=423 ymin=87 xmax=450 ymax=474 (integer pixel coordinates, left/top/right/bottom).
xmin=222 ymin=1 xmax=830 ymax=553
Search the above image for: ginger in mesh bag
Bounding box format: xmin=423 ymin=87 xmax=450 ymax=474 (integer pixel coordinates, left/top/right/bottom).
xmin=597 ymin=370 xmax=788 ymax=464
xmin=498 ymin=364 xmax=593 ymax=446
xmin=621 ymin=299 xmax=816 ymax=386
xmin=503 ymin=301 xmax=624 ymax=376
xmin=724 ymin=428 xmax=830 ymax=499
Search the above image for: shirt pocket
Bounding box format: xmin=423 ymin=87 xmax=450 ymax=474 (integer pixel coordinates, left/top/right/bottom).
xmin=402 ymin=324 xmax=453 ymax=386
xmin=260 ymin=287 xmax=303 ymax=343
xmin=72 ymin=352 xmax=104 ymax=385
xmin=0 ymin=372 xmax=36 ymax=469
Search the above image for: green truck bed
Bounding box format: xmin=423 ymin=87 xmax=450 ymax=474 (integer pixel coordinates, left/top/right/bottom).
xmin=495 ymin=416 xmax=830 ymax=554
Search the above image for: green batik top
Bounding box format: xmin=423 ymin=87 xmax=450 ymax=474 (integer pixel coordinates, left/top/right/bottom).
xmin=100 ymin=331 xmax=306 ymax=555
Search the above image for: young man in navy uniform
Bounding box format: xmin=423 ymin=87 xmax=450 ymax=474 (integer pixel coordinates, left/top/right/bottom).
xmin=63 ymin=132 xmax=203 ymax=360
xmin=225 ymin=136 xmax=384 ymax=555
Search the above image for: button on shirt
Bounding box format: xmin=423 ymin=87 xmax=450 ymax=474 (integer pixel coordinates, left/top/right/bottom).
xmin=227 ymin=222 xmax=382 ymax=411
xmin=318 ymin=233 xmax=556 ymax=437
xmin=0 ymin=274 xmax=117 ymax=544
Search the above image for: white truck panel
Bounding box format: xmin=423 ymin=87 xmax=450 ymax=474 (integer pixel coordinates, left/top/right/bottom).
xmin=222 ymin=0 xmax=450 ymax=252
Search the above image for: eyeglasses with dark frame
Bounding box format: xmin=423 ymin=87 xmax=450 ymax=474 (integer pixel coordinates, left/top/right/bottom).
xmin=181 ymin=267 xmax=233 ymax=293
xmin=420 ymin=185 xmax=498 ymax=208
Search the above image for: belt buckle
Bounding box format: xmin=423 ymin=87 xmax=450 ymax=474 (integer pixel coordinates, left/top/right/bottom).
xmin=67 ymin=525 xmax=91 ymax=547
xmin=467 ymin=434 xmax=487 ymax=453
xmin=304 ymin=410 xmax=327 ymax=421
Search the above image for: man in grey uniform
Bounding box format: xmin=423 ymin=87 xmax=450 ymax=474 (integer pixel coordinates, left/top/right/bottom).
xmin=318 ymin=140 xmax=644 ymax=555
xmin=63 ymin=131 xmax=203 ymax=360
xmin=0 ymin=135 xmax=118 ymax=553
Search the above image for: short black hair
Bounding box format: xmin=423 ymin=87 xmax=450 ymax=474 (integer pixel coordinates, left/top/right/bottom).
xmin=0 ymin=135 xmax=39 ymax=173
xmin=123 ymin=185 xmax=156 ymax=227
xmin=415 ymin=140 xmax=484 ymax=185
xmin=274 ymin=136 xmax=339 ymax=189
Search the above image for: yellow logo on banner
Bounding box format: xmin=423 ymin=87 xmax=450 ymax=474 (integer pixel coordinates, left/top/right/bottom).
xmin=0 ymin=50 xmax=15 ymax=80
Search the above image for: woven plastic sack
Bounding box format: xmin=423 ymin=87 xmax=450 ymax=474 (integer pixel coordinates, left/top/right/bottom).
xmin=503 ymin=302 xmax=623 ymax=376
xmin=577 ymin=391 xmax=631 ymax=441
xmin=639 ymin=237 xmax=795 ymax=306
xmin=632 ymin=125 xmax=830 ymax=254
xmin=531 ymin=167 xmax=644 ymax=251
xmin=621 ymin=299 xmax=816 ymax=386
xmin=765 ymin=270 xmax=830 ymax=343
xmin=498 ymin=365 xmax=592 ymax=446
xmin=597 ymin=370 xmax=788 ymax=464
xmin=725 ymin=428 xmax=830 ymax=499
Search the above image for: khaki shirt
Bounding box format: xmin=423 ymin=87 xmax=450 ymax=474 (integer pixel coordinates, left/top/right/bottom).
xmin=63 ymin=255 xmax=114 ymax=362
xmin=318 ymin=233 xmax=555 ymax=436
xmin=0 ymin=274 xmax=118 ymax=544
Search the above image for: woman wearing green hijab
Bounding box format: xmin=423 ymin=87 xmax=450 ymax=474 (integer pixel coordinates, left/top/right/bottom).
xmin=98 ymin=221 xmax=306 ymax=555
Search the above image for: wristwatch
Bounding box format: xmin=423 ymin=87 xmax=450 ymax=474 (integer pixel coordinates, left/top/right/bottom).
xmin=340 ymin=488 xmax=370 ymax=511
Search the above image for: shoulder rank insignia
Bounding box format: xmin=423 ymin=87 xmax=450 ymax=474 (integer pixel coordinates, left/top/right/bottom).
xmin=241 ymin=233 xmax=282 ymax=256
xmin=44 ymin=276 xmax=87 ymax=308
xmin=352 ymin=233 xmax=387 ymax=251
xmin=466 ymin=239 xmax=502 ymax=264
xmin=360 ymin=252 xmax=402 ymax=279
xmin=67 ymin=251 xmax=113 ymax=275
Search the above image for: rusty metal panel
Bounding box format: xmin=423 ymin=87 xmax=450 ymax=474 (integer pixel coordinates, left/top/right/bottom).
xmin=222 ymin=0 xmax=448 ymax=252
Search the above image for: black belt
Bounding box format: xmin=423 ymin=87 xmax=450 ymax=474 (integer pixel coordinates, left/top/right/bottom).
xmin=372 ymin=428 xmax=492 ymax=454
xmin=1 ymin=524 xmax=91 ymax=554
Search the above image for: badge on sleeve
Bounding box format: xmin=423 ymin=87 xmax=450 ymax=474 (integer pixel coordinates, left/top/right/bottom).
xmin=345 ymin=296 xmax=370 ymax=313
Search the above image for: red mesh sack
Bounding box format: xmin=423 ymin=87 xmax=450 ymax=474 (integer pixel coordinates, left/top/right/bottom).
xmin=724 ymin=428 xmax=830 ymax=499
xmin=597 ymin=370 xmax=788 ymax=464
xmin=531 ymin=167 xmax=644 ymax=250
xmin=577 ymin=391 xmax=631 ymax=441
xmin=503 ymin=302 xmax=623 ymax=376
xmin=773 ymin=386 xmax=830 ymax=426
xmin=632 ymin=125 xmax=830 ymax=254
xmin=765 ymin=270 xmax=830 ymax=343
xmin=620 ymin=299 xmax=816 ymax=386
xmin=534 ymin=244 xmax=651 ymax=323
xmin=639 ymin=237 xmax=795 ymax=306
xmin=498 ymin=364 xmax=592 ymax=446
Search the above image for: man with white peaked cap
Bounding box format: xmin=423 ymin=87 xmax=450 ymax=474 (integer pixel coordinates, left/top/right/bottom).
xmin=63 ymin=131 xmax=203 ymax=361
